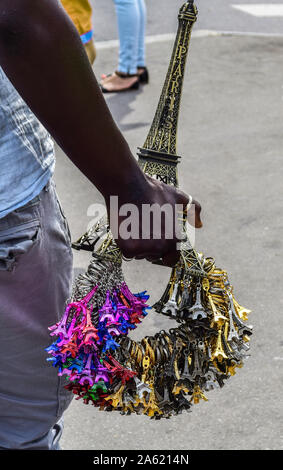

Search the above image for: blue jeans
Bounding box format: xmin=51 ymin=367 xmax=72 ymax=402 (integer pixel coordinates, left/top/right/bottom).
xmin=113 ymin=0 xmax=146 ymax=75
xmin=0 ymin=180 xmax=73 ymax=449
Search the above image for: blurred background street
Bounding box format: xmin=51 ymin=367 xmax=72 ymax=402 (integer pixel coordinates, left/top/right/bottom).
xmin=54 ymin=0 xmax=283 ymax=450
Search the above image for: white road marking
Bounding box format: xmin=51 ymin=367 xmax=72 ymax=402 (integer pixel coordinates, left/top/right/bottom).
xmin=95 ymin=29 xmax=283 ymax=50
xmin=96 ymin=34 xmax=173 ymax=50
xmin=95 ymin=31 xmax=228 ymax=51
xmin=232 ymin=4 xmax=283 ymax=17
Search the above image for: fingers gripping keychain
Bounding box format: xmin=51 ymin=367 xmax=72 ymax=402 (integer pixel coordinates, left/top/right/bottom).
xmin=46 ymin=1 xmax=252 ymax=419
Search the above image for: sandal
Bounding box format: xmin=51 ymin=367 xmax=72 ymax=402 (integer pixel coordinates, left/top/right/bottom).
xmin=101 ymin=67 xmax=149 ymax=85
xmin=100 ymin=71 xmax=140 ymax=93
xmin=138 ymin=67 xmax=149 ymax=84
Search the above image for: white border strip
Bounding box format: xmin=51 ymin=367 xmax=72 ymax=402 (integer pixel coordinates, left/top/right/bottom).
xmin=232 ymin=4 xmax=283 ymax=17
xmin=209 ymin=29 xmax=283 ymax=37
xmin=96 ymin=34 xmax=173 ymax=50
xmin=95 ymin=29 xmax=283 ymax=49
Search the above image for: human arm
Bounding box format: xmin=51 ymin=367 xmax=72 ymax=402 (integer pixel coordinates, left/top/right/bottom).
xmin=0 ymin=0 xmax=201 ymax=264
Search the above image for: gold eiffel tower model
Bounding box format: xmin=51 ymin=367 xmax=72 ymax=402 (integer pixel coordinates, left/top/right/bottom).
xmin=137 ymin=0 xmax=206 ymax=278
xmin=138 ymin=1 xmax=197 ymax=188
xmin=72 ymin=1 xmax=205 ymax=276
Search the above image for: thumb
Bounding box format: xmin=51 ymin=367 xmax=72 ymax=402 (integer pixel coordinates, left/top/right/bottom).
xmin=187 ymin=199 xmax=202 ymax=228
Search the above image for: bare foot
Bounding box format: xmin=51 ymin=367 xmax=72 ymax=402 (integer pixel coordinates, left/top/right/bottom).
xmin=100 ymin=73 xmax=139 ymax=92
xmin=101 ymin=67 xmax=147 ymax=80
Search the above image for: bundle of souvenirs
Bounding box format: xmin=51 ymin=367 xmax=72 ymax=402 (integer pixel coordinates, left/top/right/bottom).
xmin=46 ymin=2 xmax=252 ymax=419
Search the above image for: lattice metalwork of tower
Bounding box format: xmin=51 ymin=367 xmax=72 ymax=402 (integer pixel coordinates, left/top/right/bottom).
xmin=137 ymin=1 xmax=198 ymax=188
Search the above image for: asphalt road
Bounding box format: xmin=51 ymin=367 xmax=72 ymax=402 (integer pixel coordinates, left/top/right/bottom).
xmin=91 ymin=0 xmax=283 ymax=39
xmin=53 ymin=1 xmax=283 ymax=451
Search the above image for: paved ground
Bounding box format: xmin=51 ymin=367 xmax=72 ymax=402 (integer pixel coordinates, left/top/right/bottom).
xmin=92 ymin=0 xmax=283 ymax=39
xmin=53 ymin=1 xmax=283 ymax=451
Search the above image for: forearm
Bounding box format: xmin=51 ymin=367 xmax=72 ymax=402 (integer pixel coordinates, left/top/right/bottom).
xmin=0 ymin=0 xmax=146 ymax=200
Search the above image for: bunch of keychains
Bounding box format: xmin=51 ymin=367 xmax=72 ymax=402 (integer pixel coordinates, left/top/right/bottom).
xmin=46 ymin=239 xmax=252 ymax=419
xmin=46 ymin=1 xmax=252 ymax=418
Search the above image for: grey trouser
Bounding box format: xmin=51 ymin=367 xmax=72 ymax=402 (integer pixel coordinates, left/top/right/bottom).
xmin=0 ymin=179 xmax=73 ymax=449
